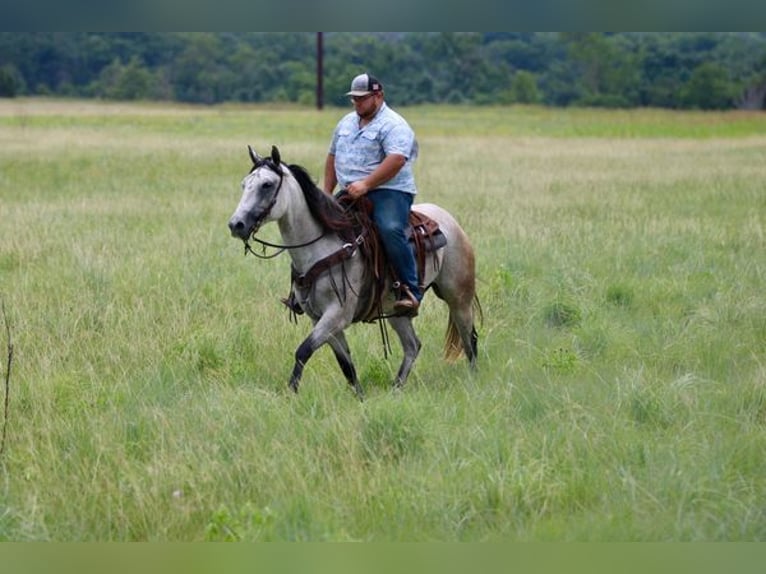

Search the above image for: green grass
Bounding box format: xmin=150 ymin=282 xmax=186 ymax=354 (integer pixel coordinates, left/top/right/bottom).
xmin=0 ymin=98 xmax=764 ymax=540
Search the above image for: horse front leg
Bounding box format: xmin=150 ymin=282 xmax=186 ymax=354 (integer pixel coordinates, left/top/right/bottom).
xmin=289 ymin=335 xmax=314 ymax=393
xmin=387 ymin=316 xmax=422 ymax=388
xmin=327 ymin=332 xmax=364 ymax=400
xmin=288 ymin=311 xmax=352 ymax=394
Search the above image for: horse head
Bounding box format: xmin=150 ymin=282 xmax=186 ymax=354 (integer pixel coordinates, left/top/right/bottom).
xmin=228 ymin=145 xmax=286 ymax=240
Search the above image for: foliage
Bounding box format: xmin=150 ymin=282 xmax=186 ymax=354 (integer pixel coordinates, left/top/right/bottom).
xmin=0 ymin=64 xmax=20 ymax=97
xmin=681 ymin=62 xmax=737 ymax=109
xmin=1 ymin=33 xmax=765 ymax=109
xmin=508 ymin=71 xmax=541 ymax=104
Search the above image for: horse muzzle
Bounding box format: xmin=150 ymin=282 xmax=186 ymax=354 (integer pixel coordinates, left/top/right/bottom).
xmin=228 ymin=214 xmax=256 ymax=240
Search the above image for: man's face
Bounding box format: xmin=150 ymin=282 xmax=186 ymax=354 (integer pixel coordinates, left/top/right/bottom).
xmin=351 ymin=92 xmax=382 ymax=119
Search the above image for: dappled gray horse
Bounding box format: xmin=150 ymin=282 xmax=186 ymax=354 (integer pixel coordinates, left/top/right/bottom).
xmin=228 ymin=146 xmax=479 ymax=397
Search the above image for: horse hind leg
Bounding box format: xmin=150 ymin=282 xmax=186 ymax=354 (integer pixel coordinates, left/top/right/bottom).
xmin=444 ymin=301 xmax=479 ymax=369
xmin=387 ymin=316 xmax=422 ymax=388
xmin=432 ymin=264 xmax=480 ymax=369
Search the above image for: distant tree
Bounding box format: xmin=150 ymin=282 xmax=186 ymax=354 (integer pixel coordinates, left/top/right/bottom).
xmin=1 ymin=32 xmax=765 ymax=109
xmin=0 ymin=64 xmax=19 ymax=97
xmin=637 ymin=39 xmax=688 ymax=108
xmin=737 ymin=83 xmax=766 ymax=109
xmin=540 ymin=59 xmax=584 ymax=106
xmin=482 ymin=33 xmax=557 ymax=74
xmin=409 ymin=32 xmax=492 ymax=104
xmin=562 ymin=33 xmax=640 ymax=107
xmin=94 ymin=56 xmax=155 ymax=100
xmin=171 ymin=33 xmax=226 ymax=104
xmin=510 ymin=71 xmax=540 ymax=104
xmin=681 ymin=62 xmax=735 ymax=109
xmin=735 ymin=54 xmax=766 ymax=110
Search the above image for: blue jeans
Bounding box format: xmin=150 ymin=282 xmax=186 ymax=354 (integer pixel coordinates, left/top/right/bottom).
xmin=367 ymin=188 xmax=421 ymax=301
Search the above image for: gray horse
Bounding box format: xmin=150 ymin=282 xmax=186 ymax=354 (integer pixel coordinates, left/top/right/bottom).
xmin=228 ymin=146 xmax=479 ymax=397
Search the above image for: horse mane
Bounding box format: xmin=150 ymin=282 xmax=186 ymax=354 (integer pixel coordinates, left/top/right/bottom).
xmin=287 ymin=163 xmax=356 ymax=234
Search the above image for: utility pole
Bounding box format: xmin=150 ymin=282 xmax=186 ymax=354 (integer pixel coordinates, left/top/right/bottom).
xmin=316 ymin=32 xmax=324 ymax=110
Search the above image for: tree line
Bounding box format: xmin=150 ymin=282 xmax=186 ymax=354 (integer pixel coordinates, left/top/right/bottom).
xmin=1 ymin=32 xmax=765 ymax=110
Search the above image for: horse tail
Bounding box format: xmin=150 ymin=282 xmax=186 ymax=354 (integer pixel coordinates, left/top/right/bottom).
xmin=443 ymin=317 xmax=463 ymax=362
xmin=443 ymin=294 xmax=482 ymax=363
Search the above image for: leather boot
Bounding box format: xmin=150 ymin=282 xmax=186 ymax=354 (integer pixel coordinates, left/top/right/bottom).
xmin=393 ymin=285 xmax=420 ymax=317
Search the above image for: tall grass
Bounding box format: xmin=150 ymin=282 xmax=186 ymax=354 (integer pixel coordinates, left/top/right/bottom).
xmin=0 ymin=99 xmax=764 ymax=540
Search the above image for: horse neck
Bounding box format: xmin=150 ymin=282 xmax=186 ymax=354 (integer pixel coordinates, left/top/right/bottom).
xmin=276 ymin=180 xmax=342 ymax=271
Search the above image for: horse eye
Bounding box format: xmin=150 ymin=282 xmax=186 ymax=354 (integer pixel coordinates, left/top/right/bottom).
xmin=262 ymin=181 xmax=273 ymax=190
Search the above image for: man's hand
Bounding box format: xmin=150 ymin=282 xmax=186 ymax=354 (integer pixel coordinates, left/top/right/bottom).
xmin=346 ymin=180 xmax=371 ymax=198
xmin=345 ymin=153 xmax=407 ymax=198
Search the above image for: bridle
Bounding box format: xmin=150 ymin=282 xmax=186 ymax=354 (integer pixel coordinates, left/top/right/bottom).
xmin=242 ymin=158 xmax=326 ymax=259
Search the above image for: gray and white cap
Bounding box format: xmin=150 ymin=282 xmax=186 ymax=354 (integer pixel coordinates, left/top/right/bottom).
xmin=346 ymin=73 xmax=383 ymax=96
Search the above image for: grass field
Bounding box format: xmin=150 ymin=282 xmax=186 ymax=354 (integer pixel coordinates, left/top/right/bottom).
xmin=0 ymin=99 xmax=764 ymax=541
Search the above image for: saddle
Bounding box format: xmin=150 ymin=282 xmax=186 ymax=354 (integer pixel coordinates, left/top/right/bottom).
xmin=350 ymin=197 xmax=446 ymax=321
xmin=289 ymin=196 xmax=446 ymax=322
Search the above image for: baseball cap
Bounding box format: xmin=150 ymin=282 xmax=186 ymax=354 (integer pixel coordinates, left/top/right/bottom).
xmin=346 ymin=73 xmax=383 ymax=96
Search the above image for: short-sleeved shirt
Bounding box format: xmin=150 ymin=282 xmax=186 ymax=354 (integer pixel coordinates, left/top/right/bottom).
xmin=329 ymin=102 xmax=418 ymax=195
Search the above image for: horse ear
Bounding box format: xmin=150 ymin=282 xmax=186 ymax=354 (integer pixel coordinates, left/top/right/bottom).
xmin=248 ymin=145 xmax=261 ymax=165
xmin=271 ymin=145 xmax=281 ymax=166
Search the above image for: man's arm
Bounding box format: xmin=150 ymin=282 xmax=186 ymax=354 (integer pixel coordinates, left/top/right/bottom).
xmin=323 ymin=153 xmax=338 ymax=195
xmin=346 ymin=153 xmax=406 ymax=198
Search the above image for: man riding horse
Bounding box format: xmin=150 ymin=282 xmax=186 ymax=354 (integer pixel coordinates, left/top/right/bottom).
xmin=284 ymin=72 xmax=422 ymax=316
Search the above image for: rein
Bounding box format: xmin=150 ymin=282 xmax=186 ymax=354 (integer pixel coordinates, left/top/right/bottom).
xmin=243 ymin=232 xmax=325 ymax=259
